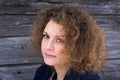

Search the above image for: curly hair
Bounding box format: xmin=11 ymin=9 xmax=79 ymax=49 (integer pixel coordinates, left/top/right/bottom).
xmin=29 ymin=5 xmax=107 ymax=74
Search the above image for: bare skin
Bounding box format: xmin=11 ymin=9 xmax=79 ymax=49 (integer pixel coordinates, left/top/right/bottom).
xmin=54 ymin=64 xmax=70 ymax=80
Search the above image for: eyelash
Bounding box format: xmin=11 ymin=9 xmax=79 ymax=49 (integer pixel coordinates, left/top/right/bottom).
xmin=42 ymin=33 xmax=64 ymax=43
xmin=43 ymin=34 xmax=49 ymax=39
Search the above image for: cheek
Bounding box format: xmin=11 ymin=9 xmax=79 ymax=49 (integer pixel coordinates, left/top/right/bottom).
xmin=57 ymin=48 xmax=69 ymax=63
xmin=41 ymin=40 xmax=45 ymax=51
xmin=56 ymin=45 xmax=65 ymax=54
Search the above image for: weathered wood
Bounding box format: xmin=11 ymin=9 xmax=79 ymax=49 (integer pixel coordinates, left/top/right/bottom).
xmin=93 ymin=16 xmax=120 ymax=30
xmin=0 ymin=15 xmax=36 ymax=37
xmin=0 ymin=0 xmax=37 ymax=6
xmin=0 ymin=64 xmax=40 ymax=80
xmin=0 ymin=3 xmax=50 ymax=15
xmin=0 ymin=2 xmax=119 ymax=15
xmin=99 ymin=59 xmax=120 ymax=80
xmin=0 ymin=37 xmax=42 ymax=66
xmin=1 ymin=0 xmax=120 ymax=5
xmin=0 ymin=15 xmax=119 ymax=37
xmin=43 ymin=0 xmax=120 ymax=4
xmin=105 ymin=32 xmax=120 ymax=59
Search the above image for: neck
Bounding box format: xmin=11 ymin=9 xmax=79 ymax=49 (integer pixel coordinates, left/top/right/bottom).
xmin=54 ymin=64 xmax=69 ymax=80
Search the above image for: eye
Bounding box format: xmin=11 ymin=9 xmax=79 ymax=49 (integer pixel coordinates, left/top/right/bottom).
xmin=56 ymin=38 xmax=64 ymax=43
xmin=42 ymin=33 xmax=49 ymax=39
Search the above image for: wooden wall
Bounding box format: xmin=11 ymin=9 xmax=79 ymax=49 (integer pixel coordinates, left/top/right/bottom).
xmin=0 ymin=0 xmax=120 ymax=80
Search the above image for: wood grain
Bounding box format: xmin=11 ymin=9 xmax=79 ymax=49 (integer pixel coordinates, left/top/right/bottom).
xmin=100 ymin=59 xmax=120 ymax=80
xmin=0 ymin=15 xmax=36 ymax=37
xmin=0 ymin=15 xmax=119 ymax=37
xmin=106 ymin=32 xmax=120 ymax=59
xmin=0 ymin=37 xmax=42 ymax=66
xmin=0 ymin=64 xmax=40 ymax=80
xmin=43 ymin=0 xmax=120 ymax=4
xmin=0 ymin=2 xmax=119 ymax=15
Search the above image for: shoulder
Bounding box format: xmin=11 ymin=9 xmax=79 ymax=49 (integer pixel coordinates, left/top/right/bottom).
xmin=82 ymin=73 xmax=100 ymax=80
xmin=34 ymin=64 xmax=52 ymax=80
xmin=35 ymin=64 xmax=48 ymax=75
xmin=36 ymin=64 xmax=48 ymax=72
xmin=65 ymin=70 xmax=100 ymax=80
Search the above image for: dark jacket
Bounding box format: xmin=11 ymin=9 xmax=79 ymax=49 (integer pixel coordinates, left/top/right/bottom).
xmin=34 ymin=64 xmax=100 ymax=80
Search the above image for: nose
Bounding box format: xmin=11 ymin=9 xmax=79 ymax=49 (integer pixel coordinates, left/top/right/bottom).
xmin=45 ymin=39 xmax=54 ymax=51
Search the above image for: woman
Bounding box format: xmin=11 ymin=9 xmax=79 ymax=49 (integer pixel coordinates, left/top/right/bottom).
xmin=30 ymin=5 xmax=107 ymax=80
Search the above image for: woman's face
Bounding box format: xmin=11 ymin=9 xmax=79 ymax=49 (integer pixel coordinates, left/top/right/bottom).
xmin=41 ymin=20 xmax=68 ymax=66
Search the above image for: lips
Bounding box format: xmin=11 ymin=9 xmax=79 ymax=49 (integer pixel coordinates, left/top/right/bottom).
xmin=44 ymin=52 xmax=56 ymax=58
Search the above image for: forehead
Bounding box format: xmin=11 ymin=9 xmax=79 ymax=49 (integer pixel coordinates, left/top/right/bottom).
xmin=44 ymin=20 xmax=65 ymax=36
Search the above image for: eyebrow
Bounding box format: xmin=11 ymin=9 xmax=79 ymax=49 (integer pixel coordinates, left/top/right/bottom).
xmin=43 ymin=31 xmax=47 ymax=34
xmin=43 ymin=31 xmax=65 ymax=37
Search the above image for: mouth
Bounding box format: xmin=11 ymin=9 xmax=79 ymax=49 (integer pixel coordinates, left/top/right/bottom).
xmin=44 ymin=52 xmax=56 ymax=58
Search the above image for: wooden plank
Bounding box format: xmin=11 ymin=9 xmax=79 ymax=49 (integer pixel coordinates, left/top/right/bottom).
xmin=64 ymin=3 xmax=120 ymax=15
xmin=93 ymin=15 xmax=120 ymax=30
xmin=103 ymin=59 xmax=120 ymax=72
xmin=0 ymin=37 xmax=42 ymax=66
xmin=0 ymin=0 xmax=37 ymax=6
xmin=0 ymin=3 xmax=50 ymax=15
xmin=99 ymin=59 xmax=120 ymax=80
xmin=0 ymin=15 xmax=119 ymax=37
xmin=0 ymin=64 xmax=40 ymax=80
xmin=1 ymin=0 xmax=120 ymax=5
xmin=44 ymin=0 xmax=120 ymax=4
xmin=0 ymin=59 xmax=119 ymax=80
xmin=0 ymin=2 xmax=119 ymax=15
xmin=105 ymin=32 xmax=120 ymax=59
xmin=0 ymin=15 xmax=36 ymax=37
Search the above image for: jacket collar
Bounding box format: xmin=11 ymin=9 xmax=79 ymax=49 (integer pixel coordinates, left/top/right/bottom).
xmin=52 ymin=69 xmax=82 ymax=80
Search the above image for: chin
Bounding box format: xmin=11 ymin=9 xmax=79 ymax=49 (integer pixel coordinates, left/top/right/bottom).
xmin=44 ymin=59 xmax=55 ymax=66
